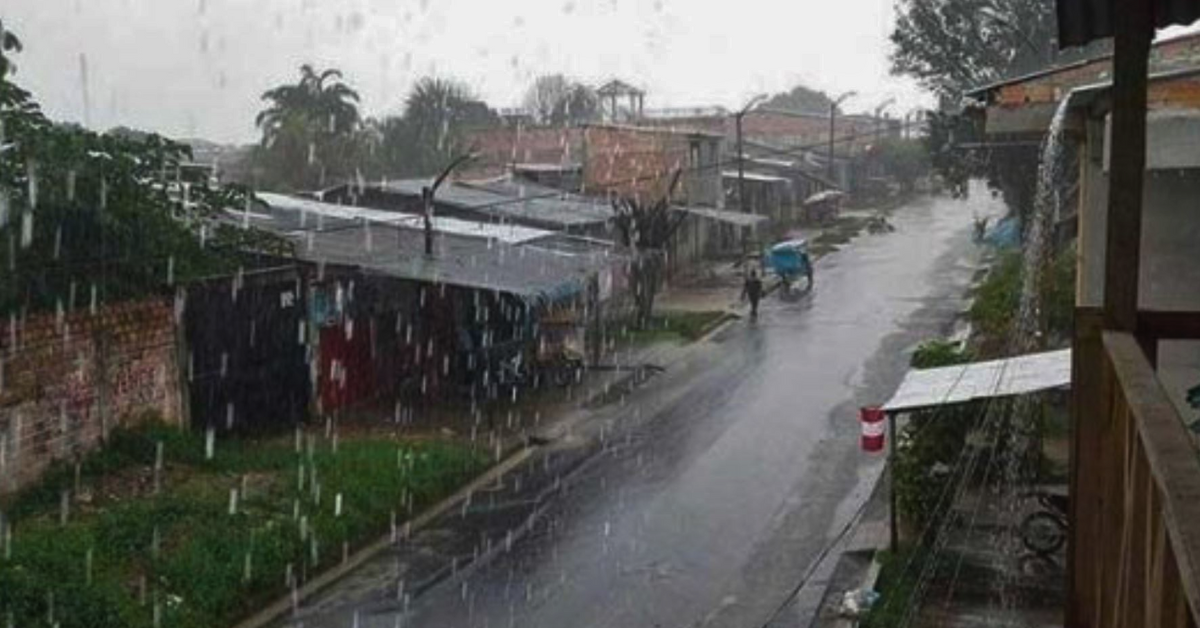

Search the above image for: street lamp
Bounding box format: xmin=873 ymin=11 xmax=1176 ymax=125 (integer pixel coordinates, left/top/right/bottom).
xmin=872 ymin=97 xmax=897 ymax=146
xmin=828 ymin=91 xmax=857 ymax=184
xmin=423 ymin=151 xmax=477 ymax=256
xmin=735 ymin=93 xmax=769 ymax=216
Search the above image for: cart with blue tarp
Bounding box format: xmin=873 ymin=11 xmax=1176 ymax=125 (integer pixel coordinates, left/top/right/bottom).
xmin=763 ymin=239 xmax=813 ymax=291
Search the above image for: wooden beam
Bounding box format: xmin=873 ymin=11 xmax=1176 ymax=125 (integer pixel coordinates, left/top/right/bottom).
xmin=1102 ymin=0 xmax=1153 ymax=331
xmin=1069 ymin=306 xmax=1105 ymax=628
xmin=1138 ymin=311 xmax=1200 ymax=340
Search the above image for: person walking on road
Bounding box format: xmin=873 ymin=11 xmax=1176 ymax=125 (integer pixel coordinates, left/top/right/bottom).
xmin=742 ymin=269 xmax=764 ymax=320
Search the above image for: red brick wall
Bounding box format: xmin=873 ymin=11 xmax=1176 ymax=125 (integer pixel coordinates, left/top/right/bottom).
xmin=738 ymin=111 xmax=878 ymax=153
xmin=994 ymin=32 xmax=1200 ymax=107
xmin=582 ymin=125 xmax=694 ymax=204
xmin=639 ymin=111 xmax=878 ymax=155
xmin=0 ymin=299 xmax=182 ymax=495
xmin=461 ymin=126 xmax=584 ymax=179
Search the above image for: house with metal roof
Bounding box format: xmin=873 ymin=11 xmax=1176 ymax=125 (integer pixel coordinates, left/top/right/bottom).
xmin=308 ymin=179 xmax=613 ymax=237
xmin=245 ymin=192 xmax=633 ymax=410
xmin=252 ymin=192 xmax=622 ymax=302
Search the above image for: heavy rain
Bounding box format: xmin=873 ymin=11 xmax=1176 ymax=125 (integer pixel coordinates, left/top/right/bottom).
xmin=2 ymin=2 xmax=1200 ymax=628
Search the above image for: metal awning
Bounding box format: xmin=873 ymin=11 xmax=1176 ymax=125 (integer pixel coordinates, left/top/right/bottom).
xmin=720 ymin=170 xmax=791 ymax=184
xmin=672 ymin=205 xmax=769 ymax=227
xmin=882 ymin=349 xmax=1072 ymax=414
xmin=1057 ymin=0 xmax=1200 ymax=48
xmin=804 ymin=190 xmax=845 ymax=205
xmin=257 ymin=192 xmax=552 ymax=244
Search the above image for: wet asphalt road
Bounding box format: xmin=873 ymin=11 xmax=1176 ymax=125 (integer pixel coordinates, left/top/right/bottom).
xmin=288 ymin=190 xmax=1003 ymax=628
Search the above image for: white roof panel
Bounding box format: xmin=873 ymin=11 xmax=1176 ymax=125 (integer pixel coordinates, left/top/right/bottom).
xmin=672 ymin=205 xmax=769 ymax=227
xmin=721 ymin=170 xmax=792 ymax=183
xmin=882 ymin=349 xmax=1072 ymax=414
xmin=257 ymin=192 xmax=551 ymax=245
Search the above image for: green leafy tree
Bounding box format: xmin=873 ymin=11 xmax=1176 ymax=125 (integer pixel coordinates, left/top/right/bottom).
xmin=761 ymin=84 xmax=834 ymax=114
xmin=397 ymin=77 xmax=496 ymax=176
xmin=891 ymin=0 xmax=1113 ymax=102
xmin=0 ymin=27 xmax=289 ymax=314
xmin=924 ymin=110 xmax=985 ymax=196
xmin=254 ymin=64 xmax=361 ymax=190
xmin=874 ymin=137 xmax=932 ymax=191
xmin=611 ymin=172 xmax=687 ymax=328
xmin=523 ymin=74 xmax=599 ymax=126
xmin=895 ymin=340 xmax=975 ymax=536
xmin=891 ymin=0 xmax=1056 ymax=100
xmin=0 ymin=19 xmax=21 ymax=78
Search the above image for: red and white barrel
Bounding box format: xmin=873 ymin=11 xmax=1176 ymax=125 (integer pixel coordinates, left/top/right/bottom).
xmin=860 ymin=406 xmax=886 ymax=452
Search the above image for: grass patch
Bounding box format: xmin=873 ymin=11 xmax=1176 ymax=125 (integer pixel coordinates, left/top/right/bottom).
xmin=0 ymin=423 xmax=489 ymax=628
xmin=812 ymin=215 xmax=868 ymax=250
xmin=861 ymin=547 xmax=923 ymax=628
xmin=618 ymin=310 xmax=727 ymax=345
xmin=968 ymin=244 xmax=1075 ymax=358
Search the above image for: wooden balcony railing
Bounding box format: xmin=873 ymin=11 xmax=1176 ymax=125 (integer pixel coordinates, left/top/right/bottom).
xmin=1070 ymin=330 xmax=1200 ymax=628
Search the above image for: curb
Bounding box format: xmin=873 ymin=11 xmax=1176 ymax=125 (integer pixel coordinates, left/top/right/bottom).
xmin=828 ymin=552 xmax=884 ymax=628
xmin=580 ymin=310 xmax=742 ymax=409
xmin=231 ymin=446 xmax=536 ymax=628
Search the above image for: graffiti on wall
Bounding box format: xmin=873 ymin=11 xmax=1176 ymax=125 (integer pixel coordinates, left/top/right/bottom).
xmin=113 ymin=359 xmax=162 ymax=412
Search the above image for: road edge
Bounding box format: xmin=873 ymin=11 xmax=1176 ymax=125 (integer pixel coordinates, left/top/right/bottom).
xmin=230 ymin=445 xmax=536 ymax=628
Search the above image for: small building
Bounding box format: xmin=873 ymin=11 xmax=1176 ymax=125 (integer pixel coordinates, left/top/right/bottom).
xmin=637 ymin=107 xmax=878 ymax=192
xmin=249 ymin=193 xmax=631 ymax=413
xmin=721 ymin=169 xmax=795 ymax=223
xmin=747 ymin=155 xmax=840 ymax=212
xmin=581 ymin=124 xmax=725 ymax=208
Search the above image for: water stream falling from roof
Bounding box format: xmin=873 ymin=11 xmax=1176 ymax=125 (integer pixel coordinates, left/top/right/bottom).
xmin=1013 ymin=96 xmax=1073 ymax=354
xmin=993 ymin=94 xmax=1075 ymax=617
xmin=901 ymin=97 xmax=1077 ymax=625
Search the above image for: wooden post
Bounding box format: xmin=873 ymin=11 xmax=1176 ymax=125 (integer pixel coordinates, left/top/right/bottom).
xmin=422 ymin=186 xmax=434 ymax=257
xmin=1069 ymin=307 xmax=1105 ymax=628
xmin=1102 ymin=0 xmax=1153 ymax=332
xmin=889 ymin=412 xmax=899 ymax=553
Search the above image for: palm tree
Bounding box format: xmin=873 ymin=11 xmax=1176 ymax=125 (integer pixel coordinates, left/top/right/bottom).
xmin=254 ymin=64 xmax=361 ymax=189
xmin=1 ymin=20 xmax=23 ymax=78
xmin=255 ymin=64 xmax=360 ymax=148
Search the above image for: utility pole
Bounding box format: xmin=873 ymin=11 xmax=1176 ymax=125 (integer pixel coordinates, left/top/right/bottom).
xmin=422 ymin=151 xmax=478 ymax=257
xmin=735 ymin=94 xmax=768 ymax=217
xmin=734 ymin=94 xmax=767 ymax=260
xmin=828 ymin=91 xmax=857 ymax=187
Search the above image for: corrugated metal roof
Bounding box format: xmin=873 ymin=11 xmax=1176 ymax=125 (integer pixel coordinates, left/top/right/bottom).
xmin=720 ymin=170 xmax=792 ymax=184
xmin=244 ymin=198 xmax=623 ymax=301
xmin=882 ymin=349 xmax=1071 ymax=414
xmin=256 ymin=192 xmax=551 ymax=245
xmin=511 ymin=162 xmax=583 ymax=173
xmin=1058 ymin=0 xmax=1200 ymax=48
xmin=377 ymin=180 xmax=611 ymax=228
xmin=672 ymin=205 xmax=769 ymax=227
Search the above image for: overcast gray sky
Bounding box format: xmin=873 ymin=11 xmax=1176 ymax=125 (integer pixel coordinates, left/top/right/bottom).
xmin=6 ymin=0 xmax=932 ymax=144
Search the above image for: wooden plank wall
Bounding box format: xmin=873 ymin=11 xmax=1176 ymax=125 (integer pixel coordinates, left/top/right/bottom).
xmin=1071 ymin=331 xmax=1200 ymax=628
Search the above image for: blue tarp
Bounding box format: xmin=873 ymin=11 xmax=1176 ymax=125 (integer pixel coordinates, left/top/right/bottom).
xmin=985 ymin=215 xmax=1021 ymax=248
